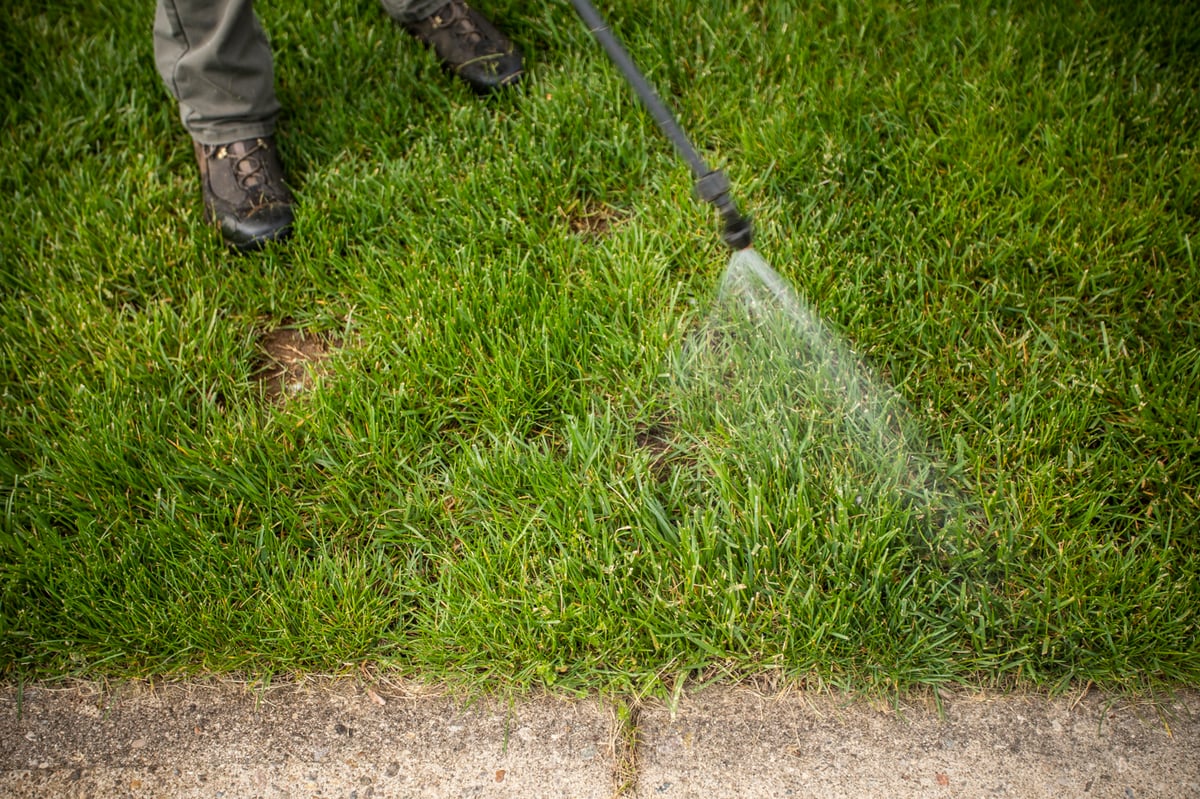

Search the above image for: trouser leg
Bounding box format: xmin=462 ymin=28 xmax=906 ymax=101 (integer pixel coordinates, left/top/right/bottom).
xmin=153 ymin=0 xmax=281 ymax=144
xmin=379 ymin=0 xmax=448 ymax=24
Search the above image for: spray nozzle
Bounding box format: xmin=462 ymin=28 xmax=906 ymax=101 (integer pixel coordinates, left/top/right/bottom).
xmin=721 ymin=212 xmax=753 ymax=251
xmin=696 ymin=170 xmax=753 ymax=251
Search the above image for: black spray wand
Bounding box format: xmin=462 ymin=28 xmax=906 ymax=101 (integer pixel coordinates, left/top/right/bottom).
xmin=568 ymin=0 xmax=753 ymax=250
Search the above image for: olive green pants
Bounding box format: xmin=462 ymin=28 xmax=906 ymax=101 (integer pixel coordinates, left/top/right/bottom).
xmin=154 ymin=0 xmax=445 ymax=144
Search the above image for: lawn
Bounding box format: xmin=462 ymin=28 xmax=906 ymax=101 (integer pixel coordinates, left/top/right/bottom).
xmin=2 ymin=0 xmax=1198 ymax=695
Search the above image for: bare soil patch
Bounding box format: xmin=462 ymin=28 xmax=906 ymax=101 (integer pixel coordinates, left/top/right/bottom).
xmin=560 ymin=200 xmax=627 ymax=240
xmin=254 ymin=326 xmax=341 ymax=403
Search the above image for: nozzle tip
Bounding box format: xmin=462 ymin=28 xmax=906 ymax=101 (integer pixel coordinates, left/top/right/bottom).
xmin=723 ymin=215 xmax=752 ymax=250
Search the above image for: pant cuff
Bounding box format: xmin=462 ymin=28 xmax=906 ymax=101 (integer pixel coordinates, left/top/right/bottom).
xmin=187 ymin=121 xmax=278 ymax=146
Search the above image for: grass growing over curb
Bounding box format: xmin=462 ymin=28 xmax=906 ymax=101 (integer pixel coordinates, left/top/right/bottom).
xmin=2 ymin=0 xmax=1199 ymax=694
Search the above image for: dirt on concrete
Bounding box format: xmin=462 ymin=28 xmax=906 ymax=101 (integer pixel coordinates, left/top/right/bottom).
xmin=636 ymin=685 xmax=1200 ymax=799
xmin=1 ymin=679 xmax=1197 ymax=798
xmin=0 ymin=679 xmax=612 ymax=798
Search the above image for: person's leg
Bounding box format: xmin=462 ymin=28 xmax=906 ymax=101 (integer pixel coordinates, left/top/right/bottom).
xmin=378 ymin=0 xmax=446 ymax=24
xmin=154 ymin=0 xmax=279 ymax=143
xmin=381 ymin=0 xmax=523 ymax=93
xmin=154 ymin=0 xmax=293 ymax=251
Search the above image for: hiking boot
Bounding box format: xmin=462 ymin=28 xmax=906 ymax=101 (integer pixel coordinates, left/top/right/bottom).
xmin=194 ymin=136 xmax=294 ymax=252
xmin=401 ymin=0 xmax=523 ymax=94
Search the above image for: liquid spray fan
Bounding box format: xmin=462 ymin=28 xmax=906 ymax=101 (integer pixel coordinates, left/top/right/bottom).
xmin=568 ymin=0 xmax=753 ymax=251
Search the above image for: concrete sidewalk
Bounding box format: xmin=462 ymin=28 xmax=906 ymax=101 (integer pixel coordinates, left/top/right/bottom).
xmin=2 ymin=679 xmax=1197 ymax=798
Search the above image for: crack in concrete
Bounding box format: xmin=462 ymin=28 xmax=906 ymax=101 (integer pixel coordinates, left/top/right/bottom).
xmin=609 ymin=697 xmax=642 ymax=797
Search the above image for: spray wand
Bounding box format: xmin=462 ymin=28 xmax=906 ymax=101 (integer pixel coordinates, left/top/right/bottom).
xmin=568 ymin=0 xmax=753 ymax=251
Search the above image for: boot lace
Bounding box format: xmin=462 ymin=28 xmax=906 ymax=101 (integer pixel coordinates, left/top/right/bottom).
xmin=226 ymin=139 xmax=273 ymax=192
xmin=430 ymin=0 xmax=485 ymax=45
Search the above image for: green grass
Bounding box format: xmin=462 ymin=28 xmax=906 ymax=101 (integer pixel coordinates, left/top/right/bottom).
xmin=2 ymin=0 xmax=1199 ymax=695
